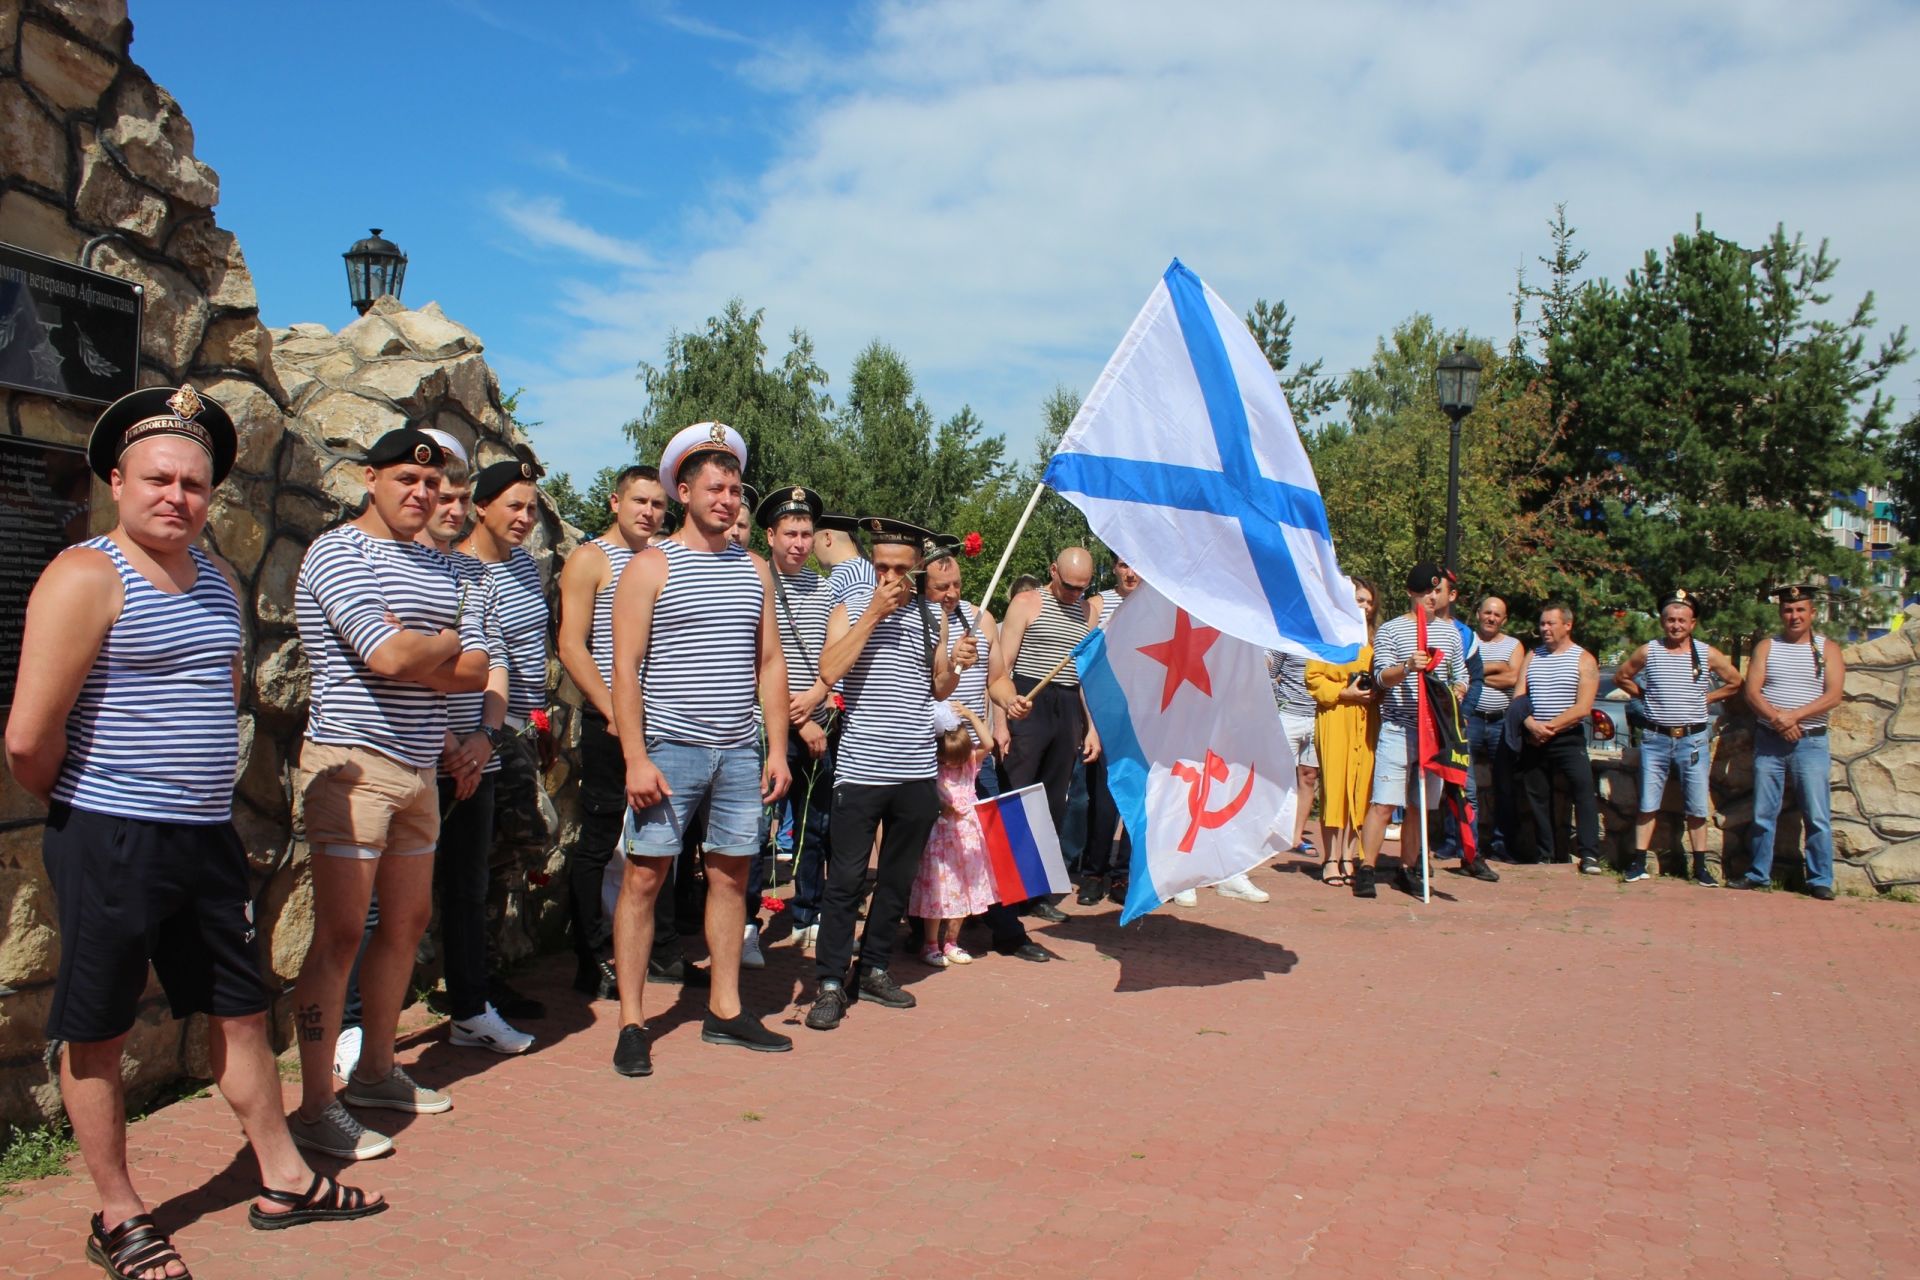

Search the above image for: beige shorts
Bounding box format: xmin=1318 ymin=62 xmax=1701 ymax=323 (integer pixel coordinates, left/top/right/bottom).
xmin=298 ymin=740 xmax=440 ymax=858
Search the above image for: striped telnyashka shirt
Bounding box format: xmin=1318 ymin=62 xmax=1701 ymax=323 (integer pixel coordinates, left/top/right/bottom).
xmin=1266 ymin=650 xmax=1317 ymax=716
xmin=835 ymin=581 xmax=937 ymax=784
xmin=1012 ymin=589 xmax=1091 ymax=688
xmin=481 ymin=547 xmax=550 ymax=720
xmin=441 ymin=551 xmax=509 ymax=776
xmin=1762 ymin=635 xmax=1831 ymax=729
xmin=297 ymin=525 xmax=490 ymax=770
xmin=1639 ymin=639 xmax=1711 ymax=727
xmin=1524 ymin=642 xmax=1589 ymax=724
xmin=1371 ymin=613 xmax=1466 ymax=729
xmin=588 ymin=537 xmax=636 ymax=692
xmin=826 ymin=556 xmax=874 ymax=610
xmin=1474 ymin=633 xmax=1520 ymax=715
xmin=773 ymin=566 xmax=833 ymax=726
xmin=945 ymin=600 xmax=991 ymax=745
xmin=640 ymin=540 xmax=764 ymax=749
xmin=52 ymin=538 xmax=241 ymax=823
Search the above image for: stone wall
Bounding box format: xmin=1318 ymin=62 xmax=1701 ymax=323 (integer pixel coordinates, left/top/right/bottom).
xmin=1586 ymin=606 xmax=1920 ymax=891
xmin=0 ymin=0 xmax=585 ymax=1129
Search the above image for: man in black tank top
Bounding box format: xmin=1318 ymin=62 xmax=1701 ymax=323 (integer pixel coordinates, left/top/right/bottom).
xmin=1611 ymin=589 xmax=1743 ymax=885
xmin=990 ymin=547 xmax=1099 ymax=934
xmin=1736 ymin=584 xmax=1846 ymax=898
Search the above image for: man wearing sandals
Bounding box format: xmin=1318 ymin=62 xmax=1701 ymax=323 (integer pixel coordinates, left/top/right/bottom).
xmin=6 ymin=386 xmax=384 ymax=1280
xmin=287 ymin=427 xmax=493 ymax=1158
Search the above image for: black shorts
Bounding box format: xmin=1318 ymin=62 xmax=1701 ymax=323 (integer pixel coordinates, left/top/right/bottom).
xmin=43 ymin=802 xmax=271 ymax=1043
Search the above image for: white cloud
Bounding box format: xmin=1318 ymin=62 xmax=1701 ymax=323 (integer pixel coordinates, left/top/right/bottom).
xmin=507 ymin=0 xmax=1920 ymax=484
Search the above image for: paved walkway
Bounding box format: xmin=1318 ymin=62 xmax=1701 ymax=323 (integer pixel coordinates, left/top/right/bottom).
xmin=6 ymin=856 xmax=1919 ymax=1279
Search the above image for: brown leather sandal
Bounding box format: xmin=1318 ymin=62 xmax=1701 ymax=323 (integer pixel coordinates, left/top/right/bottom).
xmin=87 ymin=1212 xmax=190 ymax=1279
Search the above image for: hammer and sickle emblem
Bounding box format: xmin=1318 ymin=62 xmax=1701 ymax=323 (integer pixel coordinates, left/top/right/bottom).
xmin=1169 ymin=750 xmax=1257 ymax=853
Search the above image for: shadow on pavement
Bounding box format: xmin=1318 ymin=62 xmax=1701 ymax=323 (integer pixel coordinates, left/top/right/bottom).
xmin=1039 ymin=910 xmax=1299 ymax=992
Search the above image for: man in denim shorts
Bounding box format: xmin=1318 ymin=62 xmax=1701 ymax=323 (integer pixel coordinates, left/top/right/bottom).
xmin=607 ymin=423 xmax=791 ymax=1076
xmin=1612 ymin=588 xmax=1744 ymax=885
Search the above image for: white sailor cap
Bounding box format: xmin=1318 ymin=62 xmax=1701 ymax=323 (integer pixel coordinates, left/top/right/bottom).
xmin=660 ymin=421 xmax=746 ymax=491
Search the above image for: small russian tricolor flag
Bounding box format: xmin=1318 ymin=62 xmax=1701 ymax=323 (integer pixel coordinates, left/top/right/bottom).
xmin=975 ymin=782 xmax=1072 ymax=905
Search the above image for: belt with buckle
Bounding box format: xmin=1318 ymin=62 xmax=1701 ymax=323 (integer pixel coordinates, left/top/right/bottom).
xmin=1649 ymin=722 xmax=1708 ymax=738
xmin=1470 ymin=710 xmax=1504 ymax=722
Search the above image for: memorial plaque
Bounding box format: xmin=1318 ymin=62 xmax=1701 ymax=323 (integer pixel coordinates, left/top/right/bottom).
xmin=0 ymin=241 xmax=143 ymax=405
xmin=0 ymin=437 xmax=92 ymax=710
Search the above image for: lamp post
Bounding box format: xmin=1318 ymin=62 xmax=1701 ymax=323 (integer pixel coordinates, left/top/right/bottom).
xmin=342 ymin=228 xmax=407 ymax=315
xmin=1433 ymin=344 xmax=1482 ymax=572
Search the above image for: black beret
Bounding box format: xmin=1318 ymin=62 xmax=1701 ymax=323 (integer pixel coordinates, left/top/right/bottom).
xmin=1773 ymin=583 xmax=1817 ymax=605
xmin=473 ymin=458 xmax=541 ymax=504
xmin=364 ymin=428 xmax=445 ymax=469
xmin=87 ymin=383 xmax=237 ymax=484
xmin=756 ymin=484 xmax=823 ymax=530
xmin=858 ymin=516 xmax=935 ymax=549
xmin=1405 ymin=561 xmax=1445 ymax=594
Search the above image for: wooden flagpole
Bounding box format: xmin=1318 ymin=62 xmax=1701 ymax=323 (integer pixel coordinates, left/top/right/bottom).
xmin=975 ymin=480 xmax=1047 ymax=614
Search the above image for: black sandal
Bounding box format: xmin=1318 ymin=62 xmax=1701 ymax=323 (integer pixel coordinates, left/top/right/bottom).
xmin=87 ymin=1212 xmax=191 ymax=1280
xmin=247 ymin=1172 xmax=388 ymax=1231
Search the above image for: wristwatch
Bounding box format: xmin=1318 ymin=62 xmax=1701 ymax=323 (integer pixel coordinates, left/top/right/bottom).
xmin=481 ymin=724 xmax=504 ymax=747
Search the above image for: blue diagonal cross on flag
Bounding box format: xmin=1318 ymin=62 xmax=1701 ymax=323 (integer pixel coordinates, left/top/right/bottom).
xmin=1044 ymin=259 xmax=1365 ymax=660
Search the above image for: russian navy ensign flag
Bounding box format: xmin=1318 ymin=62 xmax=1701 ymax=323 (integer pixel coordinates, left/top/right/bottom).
xmin=1075 ymin=582 xmax=1297 ymax=924
xmin=1044 ymin=259 xmax=1365 ymax=661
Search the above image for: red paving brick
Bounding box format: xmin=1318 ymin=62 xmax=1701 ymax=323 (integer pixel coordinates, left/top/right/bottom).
xmin=4 ymin=856 xmax=1919 ymax=1278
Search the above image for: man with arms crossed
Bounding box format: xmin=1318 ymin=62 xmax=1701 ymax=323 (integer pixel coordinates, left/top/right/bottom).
xmin=1512 ymin=603 xmax=1603 ymax=873
xmin=8 ymin=387 xmax=385 ymax=1280
xmin=608 ymin=424 xmax=792 ymax=1076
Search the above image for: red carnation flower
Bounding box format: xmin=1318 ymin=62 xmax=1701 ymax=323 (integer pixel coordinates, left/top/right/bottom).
xmin=832 ymin=693 xmax=846 ymax=712
xmin=963 ymin=531 xmax=984 ymax=558
xmin=761 ymin=895 xmax=788 ymax=913
xmin=530 ymin=709 xmax=552 ymax=733
xmin=528 ymin=869 xmax=552 ymax=888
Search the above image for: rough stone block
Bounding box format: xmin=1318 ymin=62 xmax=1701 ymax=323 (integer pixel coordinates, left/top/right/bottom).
xmin=1596 ymin=769 xmax=1638 ymax=814
xmin=302 ymin=388 xmax=404 ymax=452
xmin=14 ymin=393 xmax=93 ymax=447
xmin=340 ymin=313 xmax=408 ymax=361
xmin=103 ymin=77 xmax=220 ymax=210
xmin=389 ymin=302 xmax=481 ymax=359
xmin=0 ymin=188 xmax=87 ymax=259
xmin=0 ymin=828 xmax=58 ymax=988
xmin=1865 ymin=839 xmax=1920 ymax=888
xmin=272 ymin=488 xmax=335 ymax=539
xmin=1845 ymin=630 xmax=1917 ymax=668
xmin=251 ymin=633 xmax=309 ymax=719
xmin=205 ymin=484 xmax=266 ymax=574
xmin=0 ymin=76 xmax=69 ymax=193
xmin=1829 ymin=698 xmax=1890 ymax=761
xmin=200 ymin=375 xmax=287 ymax=479
xmin=91 ymin=242 xmax=209 ymax=377
xmin=37 ymin=0 xmax=129 ymax=47
xmin=1889 ymin=669 xmax=1920 ymax=742
xmin=1833 ymin=818 xmax=1883 ymax=860
xmin=354 ymin=357 xmax=451 ymax=416
xmin=253 ymin=537 xmax=305 ymax=628
xmin=19 ymin=16 xmax=116 ymax=113
xmin=74 ymin=139 xmax=170 ymax=247
xmin=1849 ymin=741 xmax=1920 ymax=826
xmin=168 ymin=218 xmax=254 ymax=310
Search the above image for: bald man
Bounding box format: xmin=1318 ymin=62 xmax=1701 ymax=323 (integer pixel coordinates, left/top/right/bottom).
xmin=989 ymin=548 xmax=1099 ymax=931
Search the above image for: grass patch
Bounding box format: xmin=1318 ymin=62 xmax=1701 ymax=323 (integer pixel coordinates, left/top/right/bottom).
xmin=0 ymin=1123 xmax=76 ymax=1192
xmin=741 ymin=1111 xmax=762 ymax=1122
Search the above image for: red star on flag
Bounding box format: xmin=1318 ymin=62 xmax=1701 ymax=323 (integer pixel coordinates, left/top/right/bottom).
xmin=1137 ymin=608 xmax=1222 ymax=711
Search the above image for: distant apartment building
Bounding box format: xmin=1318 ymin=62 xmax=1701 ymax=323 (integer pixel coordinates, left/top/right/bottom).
xmin=1826 ymin=485 xmax=1912 ymax=631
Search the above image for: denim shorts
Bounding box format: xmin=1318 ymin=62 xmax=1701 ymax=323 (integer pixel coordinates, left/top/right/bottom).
xmin=621 ymin=739 xmax=764 ymax=859
xmin=1370 ymin=722 xmax=1442 ymax=812
xmin=1638 ymin=726 xmax=1710 ymax=818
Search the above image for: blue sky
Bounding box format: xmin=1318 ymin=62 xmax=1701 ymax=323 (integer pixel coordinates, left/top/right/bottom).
xmin=134 ymin=1 xmax=1920 ymax=487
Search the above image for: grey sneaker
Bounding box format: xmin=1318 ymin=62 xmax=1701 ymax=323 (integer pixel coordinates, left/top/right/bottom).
xmin=289 ymin=1100 xmax=394 ymax=1161
xmin=343 ymin=1064 xmax=451 ymax=1115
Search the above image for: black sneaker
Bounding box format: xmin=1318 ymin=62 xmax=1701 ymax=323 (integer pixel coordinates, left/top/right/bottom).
xmin=1726 ymin=876 xmax=1766 ymax=890
xmin=1809 ymin=884 xmax=1836 ymax=901
xmin=805 ymin=982 xmax=848 ymax=1031
xmin=1108 ymin=880 xmax=1128 ymax=904
xmin=1624 ymin=858 xmax=1650 ymax=883
xmin=1465 ymin=857 xmax=1500 ymax=883
xmin=1578 ymin=856 xmax=1605 ymax=876
xmin=574 ymin=958 xmax=617 ymax=1000
xmin=856 ymin=967 xmax=916 ymax=1009
xmin=998 ymin=943 xmax=1050 ymax=963
xmin=1692 ymin=858 xmax=1720 ymax=888
xmin=612 ymin=1024 xmax=651 ymax=1077
xmin=1393 ymin=865 xmax=1421 ymax=896
xmin=1076 ymin=877 xmax=1107 ymax=906
xmin=489 ymin=977 xmax=545 ymax=1021
xmin=1028 ymin=901 xmax=1069 ymax=924
xmin=701 ymin=1011 xmax=794 ymax=1052
xmin=1352 ymin=864 xmax=1377 ymax=899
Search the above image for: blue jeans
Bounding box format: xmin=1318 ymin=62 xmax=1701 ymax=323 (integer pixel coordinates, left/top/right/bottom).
xmin=1466 ymin=715 xmax=1514 ymax=856
xmin=623 ymin=740 xmax=765 ymax=857
xmin=1746 ymin=728 xmax=1833 ymax=888
xmin=1638 ymin=727 xmax=1710 ymax=818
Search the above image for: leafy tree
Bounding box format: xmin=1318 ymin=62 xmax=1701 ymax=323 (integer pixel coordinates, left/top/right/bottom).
xmin=1245 ymin=298 xmax=1343 ymax=424
xmin=1889 ymin=407 xmax=1920 ymax=542
xmin=1549 ymin=220 xmax=1910 ymax=645
xmin=624 ymin=298 xmax=839 ymax=498
xmin=543 ymin=466 xmax=623 ymax=536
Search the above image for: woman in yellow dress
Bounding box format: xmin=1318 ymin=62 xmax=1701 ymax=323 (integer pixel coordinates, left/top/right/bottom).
xmin=1304 ymin=579 xmax=1380 ymax=886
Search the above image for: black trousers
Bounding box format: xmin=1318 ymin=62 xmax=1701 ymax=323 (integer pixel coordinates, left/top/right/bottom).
xmin=1080 ymin=752 xmax=1123 ymax=879
xmin=565 ymin=711 xmax=625 ymax=965
xmin=436 ymin=774 xmax=498 ymax=1021
xmin=1003 ymin=676 xmax=1084 ymax=831
xmin=747 ymin=731 xmax=834 ymax=928
xmin=1518 ymin=730 xmax=1600 ymax=863
xmin=816 ymin=779 xmax=938 ymax=983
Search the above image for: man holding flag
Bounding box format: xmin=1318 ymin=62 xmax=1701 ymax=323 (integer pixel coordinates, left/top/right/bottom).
xmin=1352 ymin=565 xmax=1470 ymax=899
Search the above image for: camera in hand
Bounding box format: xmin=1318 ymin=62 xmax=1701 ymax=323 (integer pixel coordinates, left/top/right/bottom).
xmin=1348 ymin=671 xmax=1376 ymax=692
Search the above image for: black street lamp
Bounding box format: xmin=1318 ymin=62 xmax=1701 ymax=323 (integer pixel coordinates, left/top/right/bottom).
xmin=1433 ymin=344 xmax=1482 ymax=572
xmin=342 ymin=228 xmax=407 ymax=316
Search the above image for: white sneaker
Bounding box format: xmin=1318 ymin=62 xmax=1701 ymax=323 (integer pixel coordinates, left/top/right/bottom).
xmin=1385 ymin=823 xmax=1403 ymax=842
xmin=742 ymin=924 xmax=766 ymax=969
xmin=1173 ymin=888 xmax=1199 ymax=907
xmin=332 ymin=1024 xmax=363 ymax=1082
xmin=791 ymin=923 xmax=819 ymax=951
xmin=449 ymin=1004 xmax=534 ymax=1055
xmin=1214 ymin=872 xmax=1270 ymax=903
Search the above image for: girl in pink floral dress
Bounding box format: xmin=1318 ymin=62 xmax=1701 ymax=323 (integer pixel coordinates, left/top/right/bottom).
xmin=910 ymin=702 xmax=997 ymax=967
